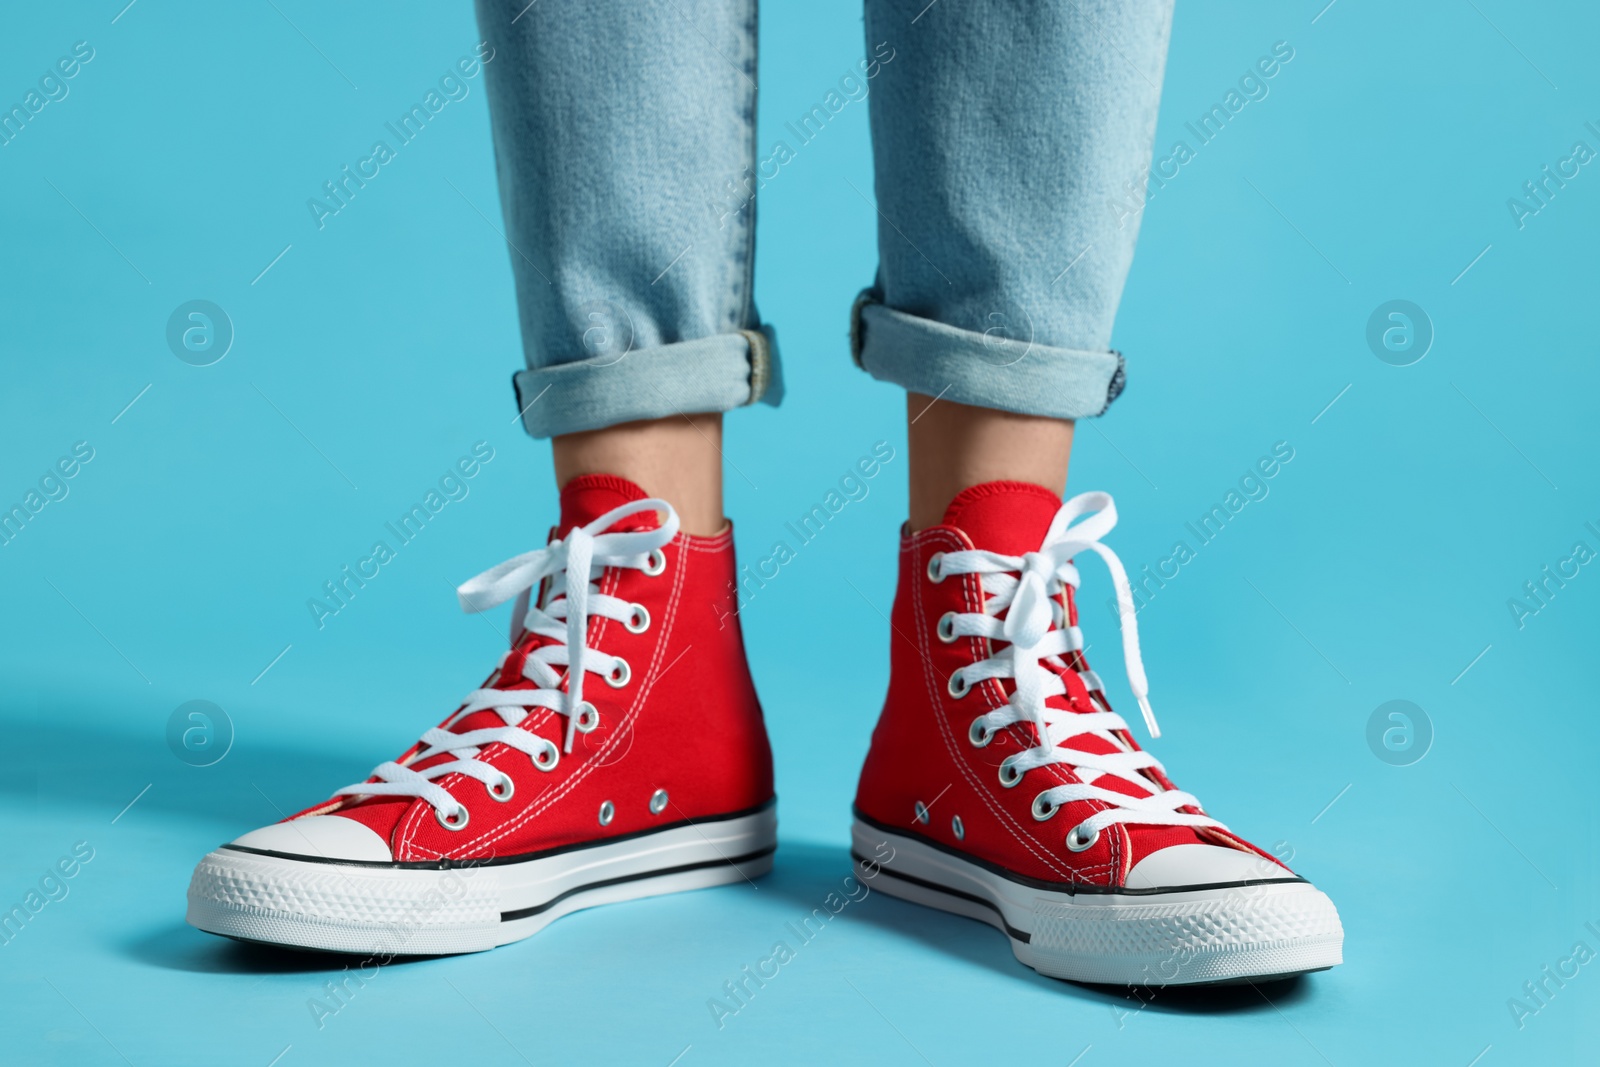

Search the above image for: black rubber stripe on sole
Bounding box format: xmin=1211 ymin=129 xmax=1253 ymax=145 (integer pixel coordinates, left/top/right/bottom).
xmin=856 ymin=852 xmax=1339 ymax=987
xmin=499 ymin=844 xmax=776 ymax=922
xmin=220 ymin=797 xmax=777 ymax=870
xmin=853 ymin=850 xmax=1031 ymax=944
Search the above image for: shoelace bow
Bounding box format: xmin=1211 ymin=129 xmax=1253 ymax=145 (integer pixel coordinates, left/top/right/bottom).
xmin=334 ymin=498 xmax=679 ymax=827
xmin=939 ymin=491 xmax=1224 ymax=846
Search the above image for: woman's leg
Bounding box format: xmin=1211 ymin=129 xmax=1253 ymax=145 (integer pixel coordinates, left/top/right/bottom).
xmin=475 ymin=0 xmax=781 ymax=533
xmin=854 ymin=0 xmax=1173 ymax=524
xmin=853 ymin=2 xmax=1344 ymax=989
xmin=186 ymin=4 xmax=787 ymax=957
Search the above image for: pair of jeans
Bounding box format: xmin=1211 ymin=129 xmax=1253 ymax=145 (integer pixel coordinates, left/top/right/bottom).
xmin=475 ymin=0 xmax=1173 ymax=439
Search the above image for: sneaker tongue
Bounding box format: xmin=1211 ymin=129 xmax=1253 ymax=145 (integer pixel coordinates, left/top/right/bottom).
xmin=941 ymin=480 xmax=1062 ymax=555
xmin=943 ymin=483 xmax=1214 ymax=859
xmin=558 ymin=473 xmax=655 ymax=535
xmin=947 ymin=482 xmax=1113 ymax=756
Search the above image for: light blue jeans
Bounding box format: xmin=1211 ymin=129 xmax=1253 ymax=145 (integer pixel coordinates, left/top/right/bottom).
xmin=475 ymin=0 xmax=1173 ymax=439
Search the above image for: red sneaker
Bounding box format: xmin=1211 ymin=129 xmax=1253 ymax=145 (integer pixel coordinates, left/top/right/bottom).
xmin=853 ymin=481 xmax=1342 ymax=986
xmin=188 ymin=475 xmax=775 ymax=954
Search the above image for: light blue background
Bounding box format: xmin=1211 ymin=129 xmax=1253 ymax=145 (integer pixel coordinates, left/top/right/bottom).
xmin=3 ymin=1 xmax=1597 ymax=1064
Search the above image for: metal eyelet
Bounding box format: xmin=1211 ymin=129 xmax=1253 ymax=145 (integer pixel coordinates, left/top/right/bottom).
xmin=968 ymin=717 xmax=993 ymax=748
xmin=998 ymin=758 xmax=1023 ymax=788
xmin=606 ymin=658 xmax=631 ymax=687
xmin=926 ymin=553 xmax=945 ymax=583
xmin=487 ymin=773 xmax=514 ymax=802
xmin=913 ymin=800 xmax=930 ymax=824
xmin=533 ymin=742 xmax=560 ymax=772
xmin=598 ymin=800 xmax=615 ymax=826
xmin=435 ymin=804 xmax=469 ymax=831
xmin=951 ymin=815 xmax=965 ymax=840
xmin=1031 ymin=794 xmax=1057 ymax=821
xmin=642 ymin=548 xmax=667 ymax=576
xmin=649 ymin=788 xmax=669 ymax=815
xmin=937 ymin=612 xmax=958 ymax=643
xmin=947 ymin=670 xmax=969 ymax=698
xmin=573 ymin=701 xmax=600 ymax=734
xmin=624 ymin=604 xmax=650 ymax=634
xmin=1066 ymin=825 xmax=1100 ymax=852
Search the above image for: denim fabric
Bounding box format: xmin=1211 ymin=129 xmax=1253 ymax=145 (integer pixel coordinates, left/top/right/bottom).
xmin=476 ymin=0 xmax=1170 ymax=437
xmin=856 ymin=0 xmax=1171 ymax=419
xmin=476 ymin=0 xmax=780 ymax=439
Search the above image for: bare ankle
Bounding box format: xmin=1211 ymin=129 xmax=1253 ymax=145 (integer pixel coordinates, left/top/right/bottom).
xmin=553 ymin=413 xmax=726 ymax=534
xmin=906 ymin=394 xmax=1074 ymax=531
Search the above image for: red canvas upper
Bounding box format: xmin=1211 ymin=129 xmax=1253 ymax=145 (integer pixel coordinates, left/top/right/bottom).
xmin=290 ymin=474 xmax=774 ymax=862
xmin=854 ymin=480 xmax=1281 ymax=887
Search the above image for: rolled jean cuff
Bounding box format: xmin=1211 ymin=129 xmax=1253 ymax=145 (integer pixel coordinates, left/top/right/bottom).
xmin=849 ymin=292 xmax=1127 ymax=420
xmin=513 ymin=325 xmax=783 ymax=439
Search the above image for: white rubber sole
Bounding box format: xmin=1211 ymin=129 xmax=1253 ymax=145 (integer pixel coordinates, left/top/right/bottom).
xmin=853 ymin=818 xmax=1342 ymax=986
xmin=187 ymin=805 xmax=776 ymax=955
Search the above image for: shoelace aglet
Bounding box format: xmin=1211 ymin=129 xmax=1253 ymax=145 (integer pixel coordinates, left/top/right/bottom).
xmin=1138 ymin=695 xmax=1161 ymax=739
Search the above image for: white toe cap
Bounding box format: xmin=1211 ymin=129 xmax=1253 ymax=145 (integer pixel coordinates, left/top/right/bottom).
xmin=1126 ymin=843 xmax=1287 ymax=890
xmin=231 ymin=815 xmax=393 ymax=862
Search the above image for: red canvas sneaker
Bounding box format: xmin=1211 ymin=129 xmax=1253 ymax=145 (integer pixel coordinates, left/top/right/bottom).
xmin=853 ymin=481 xmax=1342 ymax=986
xmin=188 ymin=475 xmax=775 ymax=955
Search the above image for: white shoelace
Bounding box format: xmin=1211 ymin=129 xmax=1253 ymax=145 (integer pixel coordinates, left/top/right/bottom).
xmin=334 ymin=498 xmax=679 ymax=829
xmin=937 ymin=491 xmax=1223 ymax=848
